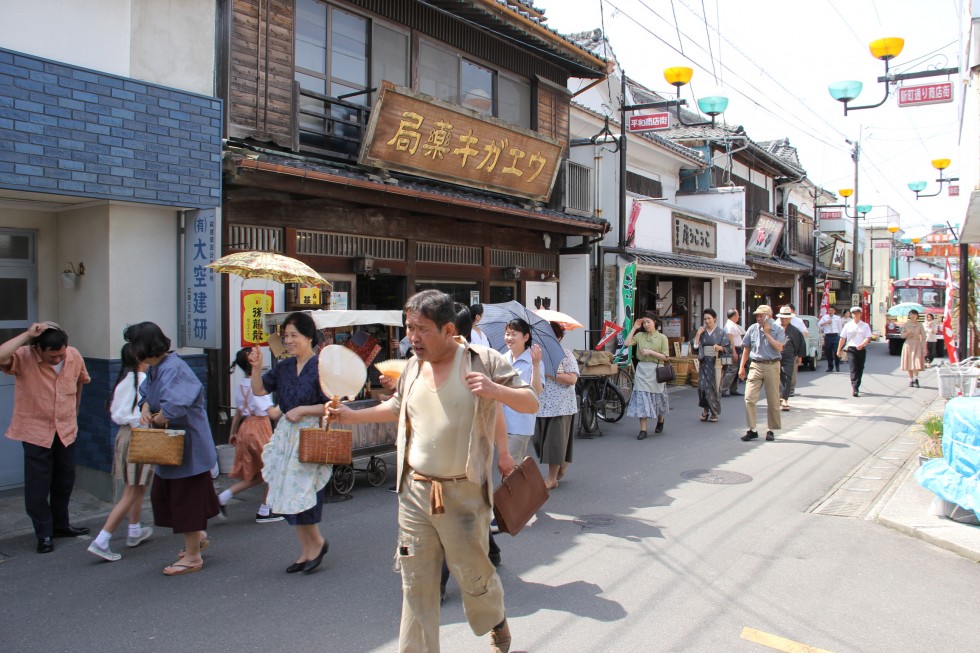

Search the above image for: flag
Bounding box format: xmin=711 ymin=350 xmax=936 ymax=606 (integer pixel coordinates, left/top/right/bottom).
xmin=942 ymin=258 xmax=958 ymax=362
xmin=611 ymin=261 xmax=637 ymax=363
xmin=625 ymin=200 xmax=642 ymax=247
xmin=819 ymin=279 xmax=831 ymax=317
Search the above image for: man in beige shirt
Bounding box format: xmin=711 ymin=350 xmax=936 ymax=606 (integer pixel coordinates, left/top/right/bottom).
xmin=330 ymin=290 xmax=538 ymax=653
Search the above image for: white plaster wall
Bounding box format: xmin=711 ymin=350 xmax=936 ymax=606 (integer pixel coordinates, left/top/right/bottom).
xmin=58 ymin=205 xmax=110 ymax=358
xmin=0 ymin=0 xmax=132 ymax=77
xmin=131 ymin=0 xmax=217 ymax=96
xmin=631 ymin=201 xmax=745 ymax=264
xmin=558 ymin=253 xmax=589 ymax=351
xmin=107 ymin=205 xmax=180 ymax=359
xmin=676 ymin=187 xmax=745 ymax=225
xmin=0 ymin=208 xmax=59 ymax=321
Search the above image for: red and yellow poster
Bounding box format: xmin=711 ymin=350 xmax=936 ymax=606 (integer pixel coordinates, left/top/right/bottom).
xmin=241 ymin=290 xmax=274 ymax=348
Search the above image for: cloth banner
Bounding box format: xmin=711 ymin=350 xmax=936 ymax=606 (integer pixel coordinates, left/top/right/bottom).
xmin=819 ymin=279 xmax=831 ymax=317
xmin=596 ymin=320 xmax=623 ymax=351
xmin=943 ymin=258 xmax=958 ymax=362
xmin=625 ymin=200 xmax=642 ymax=247
xmin=612 ymin=262 xmax=638 ymax=364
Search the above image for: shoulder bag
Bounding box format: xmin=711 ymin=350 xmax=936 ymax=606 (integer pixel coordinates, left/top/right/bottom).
xmin=655 ymin=363 xmax=676 ymax=384
xmin=493 ymin=456 xmax=549 ymax=536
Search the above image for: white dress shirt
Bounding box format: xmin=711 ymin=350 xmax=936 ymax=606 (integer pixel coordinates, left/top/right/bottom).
xmin=818 ymin=314 xmax=842 ymax=335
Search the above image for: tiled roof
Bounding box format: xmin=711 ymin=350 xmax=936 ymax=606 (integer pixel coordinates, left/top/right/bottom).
xmin=227 ymin=146 xmax=609 ymax=232
xmin=630 ymin=249 xmax=755 ymax=278
xmin=816 ymin=263 xmax=852 ymax=280
xmin=746 ymin=254 xmax=813 ymax=273
xmin=758 ymin=138 xmax=804 ymax=171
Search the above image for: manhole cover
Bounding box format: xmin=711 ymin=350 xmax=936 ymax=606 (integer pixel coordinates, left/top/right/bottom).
xmin=572 ymin=514 xmax=617 ymax=528
xmin=681 ymin=469 xmax=753 ymax=485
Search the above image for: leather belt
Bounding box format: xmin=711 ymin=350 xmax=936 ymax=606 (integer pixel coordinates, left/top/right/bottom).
xmin=410 ymin=471 xmax=468 ymax=515
xmin=752 ymin=359 xmax=780 ymax=364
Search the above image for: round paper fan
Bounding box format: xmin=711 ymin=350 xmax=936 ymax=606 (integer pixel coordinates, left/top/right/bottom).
xmin=318 ymin=344 xmax=367 ymax=400
xmin=374 ymin=359 xmax=408 ymax=380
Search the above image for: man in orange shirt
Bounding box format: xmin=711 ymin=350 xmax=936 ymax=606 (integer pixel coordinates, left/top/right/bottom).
xmin=0 ymin=322 xmax=91 ymax=553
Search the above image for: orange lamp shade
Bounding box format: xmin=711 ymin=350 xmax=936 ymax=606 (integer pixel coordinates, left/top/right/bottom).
xmin=887 ymin=224 xmax=900 ymax=233
xmin=931 ymin=158 xmax=951 ymax=170
xmin=869 ymin=37 xmax=904 ymax=61
xmin=839 ymin=188 xmax=854 ymax=198
xmin=664 ymin=66 xmax=694 ymax=87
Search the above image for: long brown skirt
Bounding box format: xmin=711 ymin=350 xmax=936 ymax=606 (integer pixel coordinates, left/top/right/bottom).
xmin=151 ymin=471 xmax=220 ymax=533
xmin=532 ymin=414 xmax=574 ymax=465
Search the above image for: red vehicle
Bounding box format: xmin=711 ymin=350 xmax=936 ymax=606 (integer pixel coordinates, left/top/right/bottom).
xmin=886 ymin=275 xmax=945 ymax=355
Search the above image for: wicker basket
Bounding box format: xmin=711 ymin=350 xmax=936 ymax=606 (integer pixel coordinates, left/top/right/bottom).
xmin=299 ymin=423 xmax=353 ymax=465
xmin=128 ymin=428 xmax=185 ymax=466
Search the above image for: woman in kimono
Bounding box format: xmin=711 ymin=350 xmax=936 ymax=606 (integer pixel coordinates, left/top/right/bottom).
xmin=249 ymin=312 xmax=332 ymax=574
xmin=125 ymin=322 xmax=220 ymax=576
xmin=692 ymin=308 xmax=731 ymax=423
xmin=625 ymin=316 xmax=671 ymax=439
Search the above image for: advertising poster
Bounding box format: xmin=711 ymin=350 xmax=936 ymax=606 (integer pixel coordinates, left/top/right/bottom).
xmin=241 ymin=290 xmax=274 ymax=348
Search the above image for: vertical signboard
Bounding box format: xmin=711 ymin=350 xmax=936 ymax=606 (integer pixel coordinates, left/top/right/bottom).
xmin=241 ymin=290 xmax=274 ymax=348
xmin=180 ymin=209 xmax=220 ymax=348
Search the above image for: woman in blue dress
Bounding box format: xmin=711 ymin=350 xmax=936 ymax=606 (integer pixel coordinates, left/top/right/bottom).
xmin=249 ymin=312 xmax=332 ymax=574
xmin=125 ymin=322 xmax=220 ymax=576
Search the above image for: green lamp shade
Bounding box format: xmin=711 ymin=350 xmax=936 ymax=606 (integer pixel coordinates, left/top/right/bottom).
xmin=900 ymin=237 xmax=912 ymax=244
xmin=696 ymin=95 xmax=729 ymax=116
xmin=908 ymin=181 xmax=927 ymax=192
xmin=856 ymin=204 xmax=872 ymax=214
xmin=921 ymin=244 xmax=932 ymax=252
xmin=829 ymin=81 xmax=862 ymax=102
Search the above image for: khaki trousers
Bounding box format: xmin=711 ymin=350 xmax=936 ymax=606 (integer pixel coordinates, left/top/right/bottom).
xmin=744 ymin=360 xmax=782 ymax=431
xmin=396 ymin=473 xmax=505 ymax=653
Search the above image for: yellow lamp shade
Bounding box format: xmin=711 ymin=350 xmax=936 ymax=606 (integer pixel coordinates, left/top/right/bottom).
xmin=839 ymin=188 xmax=854 ymax=198
xmin=664 ymin=66 xmax=694 ymax=87
xmin=887 ymin=224 xmax=900 ymax=233
xmin=910 ymin=237 xmax=921 ymax=243
xmin=931 ymin=158 xmax=951 ymax=170
xmin=869 ymin=37 xmax=904 ymax=61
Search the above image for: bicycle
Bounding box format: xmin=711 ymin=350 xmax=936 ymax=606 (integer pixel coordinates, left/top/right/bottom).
xmin=576 ymin=373 xmax=627 ymax=435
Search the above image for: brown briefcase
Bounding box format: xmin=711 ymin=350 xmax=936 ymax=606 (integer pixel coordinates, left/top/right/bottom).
xmin=492 ymin=456 xmax=549 ymax=536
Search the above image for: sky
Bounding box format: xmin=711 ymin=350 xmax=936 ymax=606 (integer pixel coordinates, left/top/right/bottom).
xmin=534 ymin=0 xmax=976 ymax=237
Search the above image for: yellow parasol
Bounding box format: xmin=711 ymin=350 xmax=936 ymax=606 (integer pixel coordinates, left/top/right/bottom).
xmin=533 ymin=308 xmax=584 ymax=331
xmin=206 ymin=251 xmax=331 ymax=288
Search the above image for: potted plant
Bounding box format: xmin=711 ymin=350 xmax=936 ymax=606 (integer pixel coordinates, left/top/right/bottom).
xmin=918 ymin=413 xmax=943 ymax=465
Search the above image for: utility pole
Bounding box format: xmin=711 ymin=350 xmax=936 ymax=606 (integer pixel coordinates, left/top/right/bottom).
xmin=848 ymin=139 xmax=861 ymax=303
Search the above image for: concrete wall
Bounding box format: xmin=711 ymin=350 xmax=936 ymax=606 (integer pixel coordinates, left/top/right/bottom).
xmin=57 ymin=204 xmax=109 ymax=356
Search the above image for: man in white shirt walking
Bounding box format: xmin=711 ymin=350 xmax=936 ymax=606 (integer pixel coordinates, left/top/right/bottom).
xmin=818 ymin=307 xmax=843 ymax=372
xmin=837 ymin=306 xmax=874 ymax=397
xmin=721 ymin=308 xmax=744 ymax=397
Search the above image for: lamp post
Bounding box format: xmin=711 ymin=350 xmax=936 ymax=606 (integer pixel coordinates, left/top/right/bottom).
xmin=828 ymin=37 xmax=959 ymax=116
xmin=908 ymin=158 xmax=960 ymax=199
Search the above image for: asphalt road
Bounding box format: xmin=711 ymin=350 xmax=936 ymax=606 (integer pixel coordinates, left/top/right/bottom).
xmin=2 ymin=343 xmax=979 ymax=652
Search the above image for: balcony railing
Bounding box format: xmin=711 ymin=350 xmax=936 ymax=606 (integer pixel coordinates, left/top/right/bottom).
xmin=295 ymin=82 xmax=373 ymax=162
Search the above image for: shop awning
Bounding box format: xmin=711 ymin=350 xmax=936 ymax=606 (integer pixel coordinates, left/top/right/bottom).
xmin=815 ymin=264 xmax=852 ymax=281
xmin=629 ymin=249 xmax=755 ymax=279
xmin=746 ymin=254 xmax=812 ymax=273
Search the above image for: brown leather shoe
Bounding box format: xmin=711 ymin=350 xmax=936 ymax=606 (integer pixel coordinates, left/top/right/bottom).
xmin=490 ymin=618 xmax=511 ymax=653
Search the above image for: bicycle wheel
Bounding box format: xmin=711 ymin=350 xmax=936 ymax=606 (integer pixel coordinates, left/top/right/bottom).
xmin=580 ymin=381 xmax=599 ymax=433
xmin=596 ymin=377 xmax=627 ymax=423
xmin=613 ymin=366 xmax=634 ymax=402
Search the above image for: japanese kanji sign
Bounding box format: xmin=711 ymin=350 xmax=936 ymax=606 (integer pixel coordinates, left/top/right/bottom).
xmin=745 ymin=214 xmax=783 ymax=257
xmin=897 ymin=82 xmax=953 ymax=107
xmin=672 ymin=212 xmax=717 ymax=258
xmin=359 ymin=82 xmax=563 ymax=202
xmin=628 ymin=113 xmax=670 ymax=132
xmin=180 ymin=208 xmax=220 ymax=349
xmin=241 ymin=290 xmax=274 ymax=348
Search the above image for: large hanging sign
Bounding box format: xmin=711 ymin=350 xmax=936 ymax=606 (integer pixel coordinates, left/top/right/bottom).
xmin=672 ymin=212 xmax=717 ymax=257
xmin=359 ymin=82 xmax=563 ymax=202
xmin=897 ymin=82 xmax=953 ymax=107
xmin=241 ymin=290 xmax=274 ymax=348
xmin=745 ymin=214 xmax=783 ymax=257
xmin=830 ymin=240 xmax=847 ymax=269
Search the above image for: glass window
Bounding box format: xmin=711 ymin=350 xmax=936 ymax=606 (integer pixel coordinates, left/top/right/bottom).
xmin=0 ymin=235 xmax=30 ymax=260
xmin=330 ymin=9 xmax=368 ymax=90
xmin=372 ymin=23 xmax=408 ymax=99
xmin=0 ymin=279 xmax=27 ymax=320
xmin=419 ymin=42 xmax=459 ymax=103
xmin=461 ymin=60 xmax=493 ymax=114
xmin=498 ymin=75 xmax=530 ymax=128
xmin=296 ymin=0 xmax=327 ymax=73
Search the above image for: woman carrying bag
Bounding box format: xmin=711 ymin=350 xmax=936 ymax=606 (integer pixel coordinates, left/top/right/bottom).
xmin=624 ymin=316 xmax=671 ymax=440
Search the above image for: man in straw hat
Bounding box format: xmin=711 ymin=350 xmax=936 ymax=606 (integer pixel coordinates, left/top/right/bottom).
xmin=776 ymin=306 xmax=806 ymax=411
xmin=738 ymin=305 xmax=786 ymax=442
xmin=836 ymin=306 xmax=873 ymax=397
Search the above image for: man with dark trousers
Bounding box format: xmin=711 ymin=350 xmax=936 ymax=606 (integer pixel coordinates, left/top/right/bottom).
xmin=0 ymin=322 xmax=91 ymax=553
xmin=836 ymin=307 xmax=874 ymax=397
xmin=818 ymin=307 xmax=843 ymax=372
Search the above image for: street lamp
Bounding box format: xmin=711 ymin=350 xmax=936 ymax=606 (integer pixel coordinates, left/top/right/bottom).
xmin=828 ymin=37 xmax=959 ymax=116
xmin=908 ymin=158 xmax=959 ymax=199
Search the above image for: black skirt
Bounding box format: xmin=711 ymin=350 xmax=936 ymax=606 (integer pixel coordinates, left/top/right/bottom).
xmin=151 ymin=471 xmax=220 ymax=533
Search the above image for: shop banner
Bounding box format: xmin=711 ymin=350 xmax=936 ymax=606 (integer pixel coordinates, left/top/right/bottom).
xmin=612 ymin=262 xmax=637 ymax=363
xmin=241 ymin=290 xmax=274 ymax=348
xmin=180 ymin=209 xmax=220 ymax=349
xmin=942 ymin=258 xmax=958 ymax=362
xmin=820 ymin=279 xmax=831 ymax=317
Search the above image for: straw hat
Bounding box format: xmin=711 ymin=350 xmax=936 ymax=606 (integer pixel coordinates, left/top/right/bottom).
xmin=753 ymin=305 xmax=773 ymax=316
xmin=777 ymin=306 xmax=795 ymax=319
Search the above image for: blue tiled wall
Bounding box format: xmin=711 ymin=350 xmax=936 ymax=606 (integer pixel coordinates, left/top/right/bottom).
xmin=76 ymin=354 xmax=209 ymax=473
xmin=0 ymin=48 xmax=221 ymax=208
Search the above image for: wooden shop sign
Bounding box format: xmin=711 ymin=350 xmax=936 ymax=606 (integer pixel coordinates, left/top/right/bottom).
xmin=359 ymin=82 xmax=563 ymax=202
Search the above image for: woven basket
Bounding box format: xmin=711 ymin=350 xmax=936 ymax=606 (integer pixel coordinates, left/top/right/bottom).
xmin=128 ymin=428 xmax=185 ymax=466
xmin=299 ymin=424 xmax=353 ymax=465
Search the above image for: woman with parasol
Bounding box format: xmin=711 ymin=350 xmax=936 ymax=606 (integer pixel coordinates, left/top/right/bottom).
xmin=249 ymin=312 xmax=332 ymax=573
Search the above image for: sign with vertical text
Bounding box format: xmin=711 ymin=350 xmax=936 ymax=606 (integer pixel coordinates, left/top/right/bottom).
xmin=180 ymin=209 xmax=220 ymax=348
xmin=241 ymin=290 xmax=274 ymax=348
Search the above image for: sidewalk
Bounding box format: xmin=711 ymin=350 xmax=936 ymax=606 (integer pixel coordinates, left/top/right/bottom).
xmin=872 ymin=394 xmax=980 ymax=562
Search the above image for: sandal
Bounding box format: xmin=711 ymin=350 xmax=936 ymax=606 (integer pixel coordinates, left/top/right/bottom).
xmin=178 ymin=537 xmax=210 ymax=559
xmin=708 ymin=415 xmax=718 ymax=422
xmin=163 ymin=562 xmax=203 ymax=576
xmin=699 ymin=411 xmax=709 ymax=422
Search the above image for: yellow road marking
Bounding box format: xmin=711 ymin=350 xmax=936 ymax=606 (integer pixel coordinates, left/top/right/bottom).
xmin=740 ymin=627 xmax=835 ymax=653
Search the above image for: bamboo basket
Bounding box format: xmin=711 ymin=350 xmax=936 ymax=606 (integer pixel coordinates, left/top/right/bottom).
xmin=667 ymin=357 xmax=690 ymax=385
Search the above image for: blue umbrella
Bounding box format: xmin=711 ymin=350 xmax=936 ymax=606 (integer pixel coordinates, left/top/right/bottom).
xmin=887 ymin=302 xmax=926 ymax=317
xmin=478 ymin=301 xmax=566 ymax=376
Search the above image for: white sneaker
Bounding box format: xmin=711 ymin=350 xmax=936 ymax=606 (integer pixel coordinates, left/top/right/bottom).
xmin=87 ymin=541 xmax=121 ymax=562
xmin=126 ymin=526 xmax=154 ymax=548
xmin=490 ymin=518 xmax=500 ymax=534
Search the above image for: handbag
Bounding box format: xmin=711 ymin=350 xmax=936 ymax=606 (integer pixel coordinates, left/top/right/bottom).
xmin=492 ymin=456 xmax=549 ymax=536
xmin=128 ymin=423 xmax=185 ymax=466
xmin=655 ymin=363 xmax=676 ymax=384
xmin=299 ymin=415 xmax=353 ymax=465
